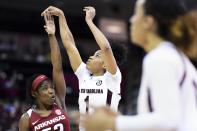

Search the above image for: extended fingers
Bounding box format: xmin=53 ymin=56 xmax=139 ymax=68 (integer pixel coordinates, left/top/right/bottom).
xmin=41 ymin=6 xmax=55 ymax=16
xmin=83 ymin=6 xmax=95 ymax=12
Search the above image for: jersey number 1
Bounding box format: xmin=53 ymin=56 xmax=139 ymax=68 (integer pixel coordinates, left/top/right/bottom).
xmin=84 ymin=96 xmax=89 ymax=113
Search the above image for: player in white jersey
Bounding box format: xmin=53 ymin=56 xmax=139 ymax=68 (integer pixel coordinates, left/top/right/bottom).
xmin=76 ymin=62 xmax=121 ymax=114
xmin=42 ymin=6 xmax=127 ymax=130
xmin=79 ymin=0 xmax=197 ymax=131
xmin=42 ymin=6 xmax=126 ymax=112
xmin=77 ymin=6 xmax=126 ymax=114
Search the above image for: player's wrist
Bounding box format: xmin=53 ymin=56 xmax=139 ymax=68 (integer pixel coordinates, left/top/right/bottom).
xmin=86 ymin=19 xmax=93 ymax=25
xmin=58 ymin=11 xmax=64 ymax=17
xmin=48 ymin=33 xmax=55 ymax=37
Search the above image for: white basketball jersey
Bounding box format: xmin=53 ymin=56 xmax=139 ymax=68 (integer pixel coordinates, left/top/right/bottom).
xmin=138 ymin=41 xmax=197 ymax=131
xmin=116 ymin=41 xmax=197 ymax=131
xmin=75 ymin=63 xmax=121 ymax=114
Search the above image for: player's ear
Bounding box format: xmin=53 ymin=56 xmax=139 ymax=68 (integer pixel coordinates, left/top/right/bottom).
xmin=102 ymin=64 xmax=106 ymax=69
xmin=31 ymin=91 xmax=38 ymax=98
xmin=144 ymin=15 xmax=156 ymax=31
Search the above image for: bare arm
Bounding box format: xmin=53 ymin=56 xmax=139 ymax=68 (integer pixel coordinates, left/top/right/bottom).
xmin=59 ymin=12 xmax=83 ymax=72
xmin=84 ymin=6 xmax=117 ymax=74
xmin=18 ymin=113 xmax=29 ymax=131
xmin=42 ymin=6 xmax=83 ymax=72
xmin=42 ymin=11 xmax=66 ymax=109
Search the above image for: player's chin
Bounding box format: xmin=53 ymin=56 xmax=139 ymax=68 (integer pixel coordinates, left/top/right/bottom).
xmin=48 ymin=98 xmax=55 ymax=105
xmin=86 ymin=64 xmax=90 ymax=70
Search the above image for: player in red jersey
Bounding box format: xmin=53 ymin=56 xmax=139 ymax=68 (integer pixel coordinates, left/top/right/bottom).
xmin=18 ymin=11 xmax=70 ymax=131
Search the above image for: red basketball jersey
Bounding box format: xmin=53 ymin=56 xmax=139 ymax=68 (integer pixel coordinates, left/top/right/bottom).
xmin=27 ymin=104 xmax=70 ymax=131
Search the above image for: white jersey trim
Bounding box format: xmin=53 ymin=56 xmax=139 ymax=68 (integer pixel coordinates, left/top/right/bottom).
xmin=27 ymin=109 xmax=32 ymax=117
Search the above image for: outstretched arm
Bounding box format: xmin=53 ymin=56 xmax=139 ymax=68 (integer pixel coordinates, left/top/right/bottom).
xmin=84 ymin=6 xmax=117 ymax=74
xmin=42 ymin=11 xmax=66 ymax=109
xmin=82 ymin=105 xmax=181 ymax=131
xmin=42 ymin=6 xmax=82 ymax=72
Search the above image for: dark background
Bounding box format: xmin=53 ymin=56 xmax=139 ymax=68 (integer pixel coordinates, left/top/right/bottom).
xmin=0 ymin=0 xmax=196 ymax=130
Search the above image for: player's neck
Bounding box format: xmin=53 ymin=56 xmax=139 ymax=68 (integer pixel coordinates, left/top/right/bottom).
xmin=92 ymin=70 xmax=105 ymax=76
xmin=35 ymin=102 xmax=52 ymax=111
xmin=33 ymin=104 xmax=52 ymax=117
xmin=145 ymin=34 xmax=164 ymax=52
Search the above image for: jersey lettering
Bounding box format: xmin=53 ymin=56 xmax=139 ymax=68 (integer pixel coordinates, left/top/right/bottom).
xmin=80 ymin=89 xmax=103 ymax=94
xmin=34 ymin=115 xmax=65 ymax=130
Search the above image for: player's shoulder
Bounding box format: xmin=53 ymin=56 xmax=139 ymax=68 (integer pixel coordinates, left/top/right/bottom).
xmin=104 ymin=67 xmax=121 ymax=79
xmin=19 ymin=112 xmax=30 ymax=126
xmin=18 ymin=111 xmax=31 ymax=130
xmin=144 ymin=41 xmax=182 ymax=66
xmin=20 ymin=112 xmax=29 ymax=119
xmin=75 ymin=62 xmax=91 ymax=76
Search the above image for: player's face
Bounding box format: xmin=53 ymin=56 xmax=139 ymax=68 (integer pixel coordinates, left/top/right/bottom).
xmin=86 ymin=50 xmax=105 ymax=74
xmin=35 ymin=80 xmax=56 ymax=106
xmin=130 ymin=0 xmax=148 ymax=47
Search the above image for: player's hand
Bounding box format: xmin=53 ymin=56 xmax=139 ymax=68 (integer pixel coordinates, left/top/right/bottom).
xmin=41 ymin=6 xmax=63 ymax=17
xmin=42 ymin=11 xmax=55 ymax=35
xmin=81 ymin=106 xmax=117 ymax=131
xmin=83 ymin=6 xmax=96 ymax=22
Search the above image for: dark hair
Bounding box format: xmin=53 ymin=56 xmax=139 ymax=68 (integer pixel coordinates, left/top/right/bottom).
xmin=111 ymin=42 xmax=127 ymax=66
xmin=171 ymin=10 xmax=197 ymax=57
xmin=184 ymin=0 xmax=197 ymax=11
xmin=182 ymin=0 xmax=197 ymax=58
xmin=25 ymin=74 xmax=51 ymax=107
xmin=144 ymin=0 xmax=187 ymax=42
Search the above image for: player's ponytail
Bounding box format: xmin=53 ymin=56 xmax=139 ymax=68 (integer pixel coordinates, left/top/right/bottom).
xmin=111 ymin=42 xmax=127 ymax=66
xmin=170 ymin=10 xmax=197 ymax=58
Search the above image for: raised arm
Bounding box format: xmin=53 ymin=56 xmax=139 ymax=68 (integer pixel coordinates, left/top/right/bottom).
xmin=84 ymin=6 xmax=117 ymax=74
xmin=42 ymin=6 xmax=82 ymax=72
xmin=42 ymin=11 xmax=66 ymax=109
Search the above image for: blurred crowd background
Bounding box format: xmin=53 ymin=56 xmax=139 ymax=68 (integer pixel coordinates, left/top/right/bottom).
xmin=0 ymin=0 xmax=196 ymax=130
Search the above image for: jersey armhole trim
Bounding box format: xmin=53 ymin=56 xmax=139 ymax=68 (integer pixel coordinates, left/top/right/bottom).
xmin=27 ymin=109 xmax=32 ymax=117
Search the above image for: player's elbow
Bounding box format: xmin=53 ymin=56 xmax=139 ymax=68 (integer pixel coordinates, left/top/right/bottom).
xmin=101 ymin=44 xmax=111 ymax=52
